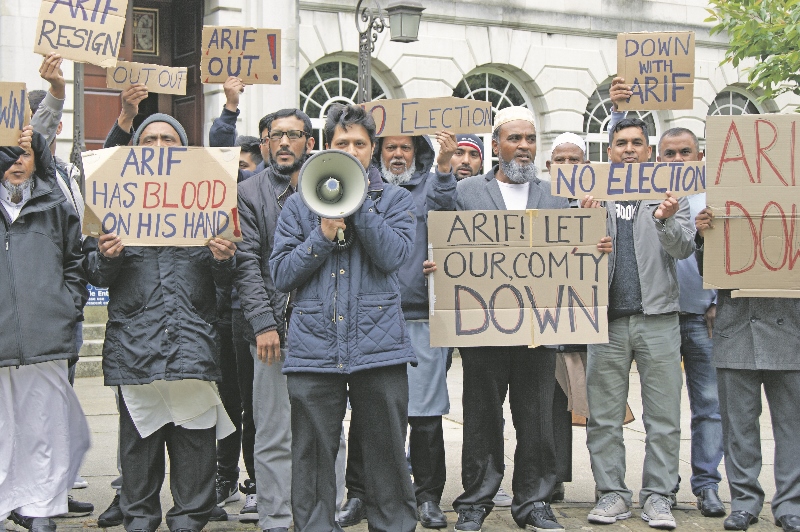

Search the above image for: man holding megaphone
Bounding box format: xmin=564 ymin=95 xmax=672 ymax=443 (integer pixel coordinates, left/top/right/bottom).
xmin=269 ymin=103 xmax=418 ymax=532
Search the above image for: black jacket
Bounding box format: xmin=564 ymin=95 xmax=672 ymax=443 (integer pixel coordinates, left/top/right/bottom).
xmin=0 ymin=133 xmax=88 ymax=368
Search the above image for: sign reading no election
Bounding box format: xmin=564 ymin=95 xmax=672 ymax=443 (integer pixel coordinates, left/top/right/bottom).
xmin=703 ymin=114 xmax=800 ymax=293
xmin=617 ymin=31 xmax=694 ymax=110
xmin=428 ymin=209 xmax=609 ymax=347
xmin=0 ymin=82 xmax=30 ymax=147
xmin=34 ymin=0 xmax=129 ymax=68
xmin=362 ymin=97 xmax=493 ymax=137
xmin=551 ymin=161 xmax=705 ymax=200
xmin=107 ymin=61 xmax=188 ymax=95
xmin=201 ymin=26 xmax=281 ymax=84
xmin=81 ymin=146 xmax=242 ymax=246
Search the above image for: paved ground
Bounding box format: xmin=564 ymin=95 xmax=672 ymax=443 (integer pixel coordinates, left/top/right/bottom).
xmin=5 ymin=358 xmax=780 ymax=531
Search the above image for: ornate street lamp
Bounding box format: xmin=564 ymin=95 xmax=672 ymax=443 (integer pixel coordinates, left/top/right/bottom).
xmin=355 ymin=0 xmax=425 ymax=103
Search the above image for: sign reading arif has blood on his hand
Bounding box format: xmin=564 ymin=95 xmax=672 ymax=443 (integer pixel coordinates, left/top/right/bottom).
xmin=428 ymin=209 xmax=609 ymax=347
xmin=81 ymin=146 xmax=242 ymax=246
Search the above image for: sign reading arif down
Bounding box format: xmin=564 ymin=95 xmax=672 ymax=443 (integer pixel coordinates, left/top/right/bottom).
xmin=34 ymin=0 xmax=129 ymax=68
xmin=80 ymin=146 xmax=243 ymax=246
xmin=363 ymin=97 xmax=493 ymax=137
xmin=107 ymin=61 xmax=188 ymax=95
xmin=428 ymin=209 xmax=609 ymax=347
xmin=201 ymin=27 xmax=281 ymax=84
xmin=550 ymin=162 xmax=705 ymax=200
xmin=703 ymin=115 xmax=800 ymax=292
xmin=0 ymin=83 xmax=30 ymax=147
xmin=617 ymin=31 xmax=694 ymax=110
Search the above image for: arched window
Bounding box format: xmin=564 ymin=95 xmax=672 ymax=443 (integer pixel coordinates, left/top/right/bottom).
xmin=452 ymin=70 xmax=532 ymax=171
xmin=299 ymin=60 xmax=391 ymax=149
xmin=584 ymin=81 xmax=659 ymax=162
xmin=707 ymin=89 xmax=761 ymax=116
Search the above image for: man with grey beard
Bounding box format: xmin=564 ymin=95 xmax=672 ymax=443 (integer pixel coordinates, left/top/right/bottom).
xmin=337 ymin=131 xmax=458 ymax=529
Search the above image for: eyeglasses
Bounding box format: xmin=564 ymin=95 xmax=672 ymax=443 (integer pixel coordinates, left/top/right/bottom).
xmin=261 ymin=130 xmax=308 ymax=144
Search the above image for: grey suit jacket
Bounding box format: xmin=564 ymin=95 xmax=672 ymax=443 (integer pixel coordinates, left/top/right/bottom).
xmin=456 ymin=167 xmax=569 ymax=211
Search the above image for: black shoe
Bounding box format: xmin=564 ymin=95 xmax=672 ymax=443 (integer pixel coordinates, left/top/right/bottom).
xmin=551 ymin=482 xmax=565 ymax=503
xmin=724 ymin=511 xmax=759 ymax=530
xmin=66 ymin=495 xmax=94 ymax=516
xmin=777 ymin=515 xmax=800 ymax=532
xmin=209 ymin=505 xmax=228 ymax=522
xmin=97 ymin=494 xmax=124 ymax=528
xmin=338 ymin=497 xmax=366 ymax=527
xmin=29 ymin=518 xmax=57 ymax=532
xmin=215 ymin=475 xmax=240 ymax=506
xmin=455 ymin=507 xmax=486 ymax=532
xmin=697 ymin=488 xmax=726 ymax=517
xmin=518 ymin=501 xmax=564 ymax=530
xmin=418 ymin=501 xmax=448 ymax=529
xmin=8 ymin=511 xmax=33 ymax=530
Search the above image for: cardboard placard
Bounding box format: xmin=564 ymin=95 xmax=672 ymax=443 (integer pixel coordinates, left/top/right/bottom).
xmin=81 ymin=146 xmax=242 ymax=246
xmin=362 ymin=97 xmax=493 ymax=137
xmin=34 ymin=0 xmax=129 ymax=68
xmin=428 ymin=209 xmax=609 ymax=347
xmin=550 ymin=162 xmax=705 ymax=200
xmin=703 ymin=115 xmax=800 ymax=291
xmin=0 ymin=83 xmax=30 ymax=147
xmin=106 ymin=60 xmax=188 ymax=95
xmin=201 ymin=27 xmax=281 ymax=84
xmin=616 ymin=31 xmax=694 ymax=110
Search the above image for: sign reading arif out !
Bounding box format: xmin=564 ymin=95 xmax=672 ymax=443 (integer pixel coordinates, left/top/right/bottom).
xmin=107 ymin=61 xmax=188 ymax=95
xmin=34 ymin=0 xmax=129 ymax=68
xmin=703 ymin=115 xmax=800 ymax=293
xmin=0 ymin=83 xmax=30 ymax=147
xmin=550 ymin=161 xmax=705 ymax=200
xmin=363 ymin=97 xmax=493 ymax=137
xmin=81 ymin=146 xmax=243 ymax=246
xmin=617 ymin=31 xmax=694 ymax=110
xmin=428 ymin=209 xmax=609 ymax=347
xmin=201 ymin=27 xmax=281 ymax=84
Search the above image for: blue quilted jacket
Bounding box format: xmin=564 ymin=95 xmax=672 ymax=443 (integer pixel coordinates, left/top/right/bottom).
xmin=269 ymin=167 xmax=417 ymax=374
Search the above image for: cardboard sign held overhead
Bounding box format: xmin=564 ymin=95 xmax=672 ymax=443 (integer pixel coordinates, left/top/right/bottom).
xmin=550 ymin=161 xmax=705 ymax=200
xmin=0 ymin=83 xmax=30 ymax=147
xmin=617 ymin=31 xmax=694 ymax=110
xmin=81 ymin=146 xmax=242 ymax=246
xmin=34 ymin=0 xmax=129 ymax=68
xmin=107 ymin=61 xmax=188 ymax=95
xmin=201 ymin=27 xmax=281 ymax=84
xmin=703 ymin=114 xmax=800 ymax=292
xmin=428 ymin=209 xmax=609 ymax=347
xmin=363 ymin=97 xmax=493 ymax=137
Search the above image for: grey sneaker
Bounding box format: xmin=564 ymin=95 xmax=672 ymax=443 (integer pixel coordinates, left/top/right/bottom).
xmin=588 ymin=493 xmax=632 ymax=524
xmin=493 ymin=487 xmax=512 ymax=507
xmin=642 ymin=494 xmax=677 ymax=530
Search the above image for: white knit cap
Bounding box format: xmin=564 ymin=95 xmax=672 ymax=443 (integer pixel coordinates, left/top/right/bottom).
xmin=550 ymin=132 xmax=586 ymax=155
xmin=493 ymin=106 xmax=535 ymax=133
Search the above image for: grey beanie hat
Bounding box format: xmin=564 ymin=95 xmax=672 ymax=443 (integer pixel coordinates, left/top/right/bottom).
xmin=132 ymin=113 xmax=188 ymax=146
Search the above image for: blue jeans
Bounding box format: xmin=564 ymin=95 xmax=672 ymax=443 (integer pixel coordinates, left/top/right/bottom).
xmin=679 ymin=314 xmax=723 ymax=494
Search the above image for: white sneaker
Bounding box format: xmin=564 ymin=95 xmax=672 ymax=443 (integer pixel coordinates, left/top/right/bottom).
xmin=642 ymin=494 xmax=677 ymax=529
xmin=493 ymin=487 xmax=512 ymax=507
xmin=588 ymin=493 xmax=632 ymax=524
xmin=73 ymin=475 xmax=89 ymax=489
xmin=240 ymin=493 xmax=258 ymax=523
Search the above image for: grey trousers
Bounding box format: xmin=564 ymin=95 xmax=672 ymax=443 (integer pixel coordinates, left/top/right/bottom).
xmin=718 ymin=369 xmax=800 ymax=520
xmin=586 ymin=314 xmax=683 ymax=506
xmin=250 ymin=345 xmax=292 ymax=530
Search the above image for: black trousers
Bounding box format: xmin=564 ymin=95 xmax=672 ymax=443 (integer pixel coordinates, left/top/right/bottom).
xmin=346 ymin=415 xmax=446 ymax=505
xmin=287 ymin=365 xmax=417 ymax=532
xmin=553 ymin=382 xmax=573 ymax=483
xmin=452 ymin=346 xmax=557 ymax=525
xmin=119 ymin=391 xmax=216 ymax=532
xmin=216 ymin=308 xmax=256 ymax=482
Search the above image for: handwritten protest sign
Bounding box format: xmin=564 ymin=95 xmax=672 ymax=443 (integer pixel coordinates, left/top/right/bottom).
xmin=617 ymin=31 xmax=694 ymax=110
xmin=428 ymin=209 xmax=608 ymax=347
xmin=363 ymin=97 xmax=493 ymax=137
xmin=106 ymin=61 xmax=188 ymax=95
xmin=0 ymin=83 xmax=30 ymax=147
xmin=703 ymin=115 xmax=800 ymax=292
xmin=34 ymin=0 xmax=129 ymax=68
xmin=201 ymin=27 xmax=281 ymax=84
xmin=550 ymin=162 xmax=705 ymax=200
xmin=81 ymin=146 xmax=242 ymax=246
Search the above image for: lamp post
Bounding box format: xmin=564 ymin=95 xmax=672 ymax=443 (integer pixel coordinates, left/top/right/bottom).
xmin=355 ymin=0 xmax=424 ymax=104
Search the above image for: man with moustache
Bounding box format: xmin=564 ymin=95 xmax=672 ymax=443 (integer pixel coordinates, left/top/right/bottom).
xmin=586 ymin=118 xmax=694 ymax=530
xmin=451 ymin=134 xmax=484 ymax=180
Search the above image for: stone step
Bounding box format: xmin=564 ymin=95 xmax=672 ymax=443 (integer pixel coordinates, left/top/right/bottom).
xmin=74 ymin=355 xmax=103 ymax=378
xmin=84 ymin=305 xmax=108 ymax=324
xmin=83 ymin=323 xmax=106 ymax=340
xmin=79 ymin=338 xmax=104 ymax=358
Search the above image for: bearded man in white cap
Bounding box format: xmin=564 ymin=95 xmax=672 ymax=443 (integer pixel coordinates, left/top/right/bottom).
xmin=439 ymin=107 xmax=611 ymax=532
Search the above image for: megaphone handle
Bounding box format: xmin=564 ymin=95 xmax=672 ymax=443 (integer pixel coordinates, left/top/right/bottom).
xmin=337 ymin=228 xmax=345 ymax=242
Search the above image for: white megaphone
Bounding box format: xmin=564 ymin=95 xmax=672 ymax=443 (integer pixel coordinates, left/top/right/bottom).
xmin=297 ymin=150 xmax=369 ymax=242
